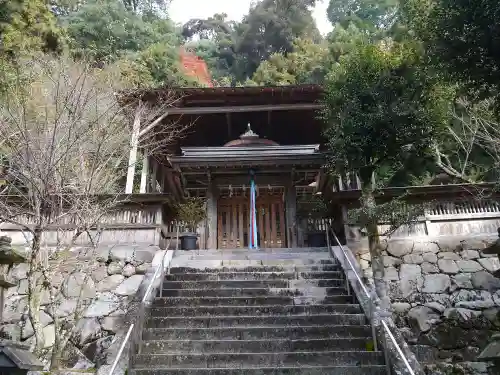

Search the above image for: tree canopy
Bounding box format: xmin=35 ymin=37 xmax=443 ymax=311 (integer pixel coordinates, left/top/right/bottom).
xmin=0 ymin=0 xmax=64 ymax=57
xmin=402 ymin=0 xmax=500 ymax=103
xmin=321 ymin=41 xmax=454 ymax=307
xmin=322 ymin=41 xmax=452 ymax=186
xmin=64 ymin=0 xmax=180 ymax=63
xmin=327 ymin=0 xmax=397 ymax=31
xmin=248 ymin=38 xmax=330 ymax=86
xmin=182 ymin=0 xmax=322 ymax=84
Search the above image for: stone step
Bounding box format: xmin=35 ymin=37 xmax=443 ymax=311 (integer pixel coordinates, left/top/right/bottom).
xmin=141 ymin=338 xmax=374 ymax=354
xmin=152 ymin=295 xmax=356 ymax=307
xmin=132 ymin=366 xmax=388 ymax=375
xmin=133 ymin=351 xmax=385 ymax=368
xmin=169 ymin=259 xmax=337 ymax=270
xmin=142 ymin=325 xmax=373 ymax=341
xmin=258 ymin=260 xmax=337 ymax=268
xmin=198 ymin=247 xmax=330 ymax=252
xmin=162 ymin=279 xmax=346 ymax=290
xmin=171 ymin=255 xmax=335 ymax=264
xmin=172 ymin=250 xmax=331 ymax=259
xmin=159 ymin=287 xmax=347 ymax=298
xmin=145 ymin=314 xmax=367 ymax=328
xmin=174 ymin=246 xmax=328 ymax=254
xmin=169 ymin=265 xmax=343 ymax=274
xmin=149 ymin=304 xmax=363 ymax=317
xmin=164 ymin=271 xmax=345 ymax=281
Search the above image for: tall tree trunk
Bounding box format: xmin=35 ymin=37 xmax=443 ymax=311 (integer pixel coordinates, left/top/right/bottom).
xmin=49 ymin=330 xmax=65 ymax=373
xmin=361 ymin=183 xmax=390 ymax=311
xmin=27 ymin=227 xmax=45 ymax=354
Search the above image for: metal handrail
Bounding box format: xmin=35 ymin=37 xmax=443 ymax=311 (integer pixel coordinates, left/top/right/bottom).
xmin=382 ymin=320 xmax=416 ymax=374
xmin=108 ymin=225 xmax=179 ymax=375
xmin=326 ymin=226 xmax=416 ymax=375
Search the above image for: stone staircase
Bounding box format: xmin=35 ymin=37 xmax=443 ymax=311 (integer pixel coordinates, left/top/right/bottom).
xmin=130 ymin=248 xmax=387 ymax=375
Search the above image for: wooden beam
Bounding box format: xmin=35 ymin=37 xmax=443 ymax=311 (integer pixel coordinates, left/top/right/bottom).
xmin=181 ymin=168 xmax=318 ymax=176
xmin=138 ymin=111 xmax=169 ymax=138
xmin=161 ymin=103 xmax=322 ymax=115
xmin=214 ymin=175 xmax=291 ymax=187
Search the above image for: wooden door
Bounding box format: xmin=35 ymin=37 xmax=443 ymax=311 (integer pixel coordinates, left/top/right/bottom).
xmin=218 ymin=193 xmax=286 ymax=249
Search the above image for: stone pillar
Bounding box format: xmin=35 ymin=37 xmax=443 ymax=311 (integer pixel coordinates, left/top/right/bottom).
xmin=285 ymin=184 xmax=297 ymax=248
xmin=206 ymin=181 xmax=218 ymax=250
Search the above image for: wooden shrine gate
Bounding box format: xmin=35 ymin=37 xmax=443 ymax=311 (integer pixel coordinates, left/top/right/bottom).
xmin=217 ymin=193 xmax=286 ymax=249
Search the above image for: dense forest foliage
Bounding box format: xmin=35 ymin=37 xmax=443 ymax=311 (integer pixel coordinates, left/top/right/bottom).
xmin=0 ymin=0 xmax=397 ymax=87
xmin=0 ymin=0 xmax=323 ymax=87
xmin=1 ymin=0 xmax=495 ymax=95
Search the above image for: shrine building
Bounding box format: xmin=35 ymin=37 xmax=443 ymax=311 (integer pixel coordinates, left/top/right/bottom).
xmin=122 ymin=84 xmax=348 ymax=250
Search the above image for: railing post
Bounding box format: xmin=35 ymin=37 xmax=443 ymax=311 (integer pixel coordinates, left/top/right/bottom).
xmin=380 ymin=312 xmax=392 ymax=375
xmin=325 ymin=226 xmax=330 ymax=249
xmin=343 ymin=243 xmax=351 ymax=296
xmin=137 ymin=303 xmax=145 ymax=355
xmin=127 ymin=324 xmax=135 ymax=375
xmin=328 ymin=227 xmax=417 ymax=375
xmin=369 ymin=292 xmax=378 ymax=352
xmin=160 ymin=250 xmax=165 ymax=299
xmin=384 ymin=329 xmax=392 ymax=375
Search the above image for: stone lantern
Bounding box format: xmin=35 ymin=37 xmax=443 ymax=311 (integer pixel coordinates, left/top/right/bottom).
xmin=0 ymin=236 xmax=43 ymax=375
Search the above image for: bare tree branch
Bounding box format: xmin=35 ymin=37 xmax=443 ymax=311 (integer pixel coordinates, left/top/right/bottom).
xmin=0 ymin=55 xmax=188 ymax=370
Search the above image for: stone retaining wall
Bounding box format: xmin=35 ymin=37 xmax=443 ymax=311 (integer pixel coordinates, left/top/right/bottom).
xmin=355 ymin=235 xmax=500 ymax=374
xmin=1 ymin=244 xmax=160 ymax=371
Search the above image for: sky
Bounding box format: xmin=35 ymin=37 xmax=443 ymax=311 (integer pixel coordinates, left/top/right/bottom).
xmin=168 ymin=0 xmax=333 ymax=36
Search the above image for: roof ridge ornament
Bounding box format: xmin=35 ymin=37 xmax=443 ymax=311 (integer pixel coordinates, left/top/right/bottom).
xmin=223 ymin=123 xmax=279 ymax=147
xmin=241 ymin=123 xmax=259 ymax=140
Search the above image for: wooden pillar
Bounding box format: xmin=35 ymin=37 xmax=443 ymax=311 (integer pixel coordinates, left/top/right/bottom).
xmin=151 ymin=159 xmax=158 ymax=192
xmin=206 ymin=179 xmax=218 ymax=250
xmin=139 ymin=153 xmax=149 ymax=193
xmin=297 ymin=217 xmax=306 ymax=247
xmin=125 ymin=107 xmax=142 ymax=194
xmin=285 ymin=183 xmax=298 ymax=248
xmin=155 ymin=203 xmax=163 ymax=248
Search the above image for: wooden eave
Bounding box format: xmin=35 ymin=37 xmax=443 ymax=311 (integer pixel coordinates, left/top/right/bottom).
xmin=118 ymin=84 xmax=324 ymax=111
xmin=169 ymin=155 xmax=325 ymax=169
xmin=163 ymin=102 xmax=322 ymax=115
xmin=168 ymin=145 xmax=325 ymax=170
xmin=181 ymin=145 xmax=320 ymax=157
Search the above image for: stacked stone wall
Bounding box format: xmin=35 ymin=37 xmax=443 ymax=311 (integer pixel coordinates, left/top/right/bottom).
xmin=1 ymin=244 xmax=159 ymax=372
xmin=356 ymin=235 xmax=500 ymax=375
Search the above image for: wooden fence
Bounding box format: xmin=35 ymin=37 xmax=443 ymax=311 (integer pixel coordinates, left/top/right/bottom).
xmin=0 ymin=201 xmax=165 ymax=246
xmin=378 ymin=199 xmax=500 ymax=238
